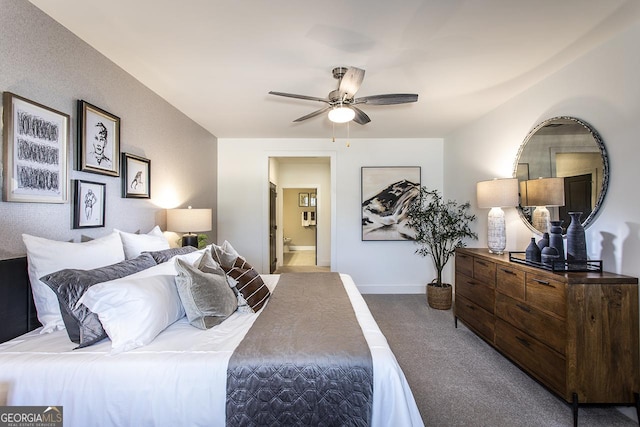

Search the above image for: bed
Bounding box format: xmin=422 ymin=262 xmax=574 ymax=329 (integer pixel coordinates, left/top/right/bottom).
xmin=0 ymin=232 xmax=423 ymax=426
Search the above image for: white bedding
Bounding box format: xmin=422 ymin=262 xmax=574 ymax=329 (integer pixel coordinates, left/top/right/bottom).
xmin=0 ymin=273 xmax=423 ymax=427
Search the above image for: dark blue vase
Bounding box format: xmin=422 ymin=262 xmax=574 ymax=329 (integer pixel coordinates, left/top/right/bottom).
xmin=549 ymin=220 xmax=565 ymax=264
xmin=541 ymin=246 xmax=559 ymax=266
xmin=537 ymin=232 xmax=549 ymax=251
xmin=566 ymin=212 xmax=587 ymax=263
xmin=526 ymin=237 xmax=541 ymax=262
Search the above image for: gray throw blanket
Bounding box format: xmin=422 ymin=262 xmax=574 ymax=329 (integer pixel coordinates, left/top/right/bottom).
xmin=226 ymin=272 xmax=373 ymax=426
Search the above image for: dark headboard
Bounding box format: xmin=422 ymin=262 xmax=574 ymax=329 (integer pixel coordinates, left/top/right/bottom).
xmin=0 ymin=257 xmax=41 ymax=343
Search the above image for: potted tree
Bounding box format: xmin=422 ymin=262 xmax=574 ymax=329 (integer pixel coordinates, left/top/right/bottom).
xmin=406 ymin=187 xmax=477 ymax=309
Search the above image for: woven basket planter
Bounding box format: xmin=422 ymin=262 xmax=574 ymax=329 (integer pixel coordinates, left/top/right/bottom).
xmin=427 ymin=283 xmax=452 ymax=310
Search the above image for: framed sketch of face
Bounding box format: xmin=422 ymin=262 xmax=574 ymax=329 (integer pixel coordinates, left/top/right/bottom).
xmin=77 ymin=100 xmax=120 ymax=176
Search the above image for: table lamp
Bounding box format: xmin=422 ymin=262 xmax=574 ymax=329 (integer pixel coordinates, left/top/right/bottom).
xmin=477 ymin=178 xmax=519 ymax=254
xmin=166 ymin=206 xmax=212 ymax=247
xmin=521 ymin=177 xmax=565 ymax=234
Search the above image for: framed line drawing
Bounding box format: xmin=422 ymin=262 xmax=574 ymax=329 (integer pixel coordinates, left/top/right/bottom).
xmin=122 ymin=153 xmax=150 ymax=198
xmin=73 ymin=180 xmax=105 ymax=229
xmin=298 ymin=192 xmax=309 ymax=207
xmin=361 ymin=166 xmax=421 ymax=241
xmin=2 ymin=92 xmax=69 ymax=203
xmin=77 ymin=100 xmax=120 ymax=176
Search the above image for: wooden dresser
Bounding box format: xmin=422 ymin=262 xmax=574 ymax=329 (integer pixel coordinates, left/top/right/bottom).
xmin=454 ymin=248 xmax=639 ymax=423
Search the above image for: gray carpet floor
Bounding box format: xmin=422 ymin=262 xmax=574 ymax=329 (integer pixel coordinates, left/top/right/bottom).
xmin=363 ymin=294 xmax=638 ymax=427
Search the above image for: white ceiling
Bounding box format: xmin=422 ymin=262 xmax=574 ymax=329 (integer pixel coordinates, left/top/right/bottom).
xmin=29 ymin=0 xmax=640 ymax=139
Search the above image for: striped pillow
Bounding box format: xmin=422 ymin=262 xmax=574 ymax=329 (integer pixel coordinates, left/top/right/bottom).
xmin=212 ymin=243 xmax=270 ymax=312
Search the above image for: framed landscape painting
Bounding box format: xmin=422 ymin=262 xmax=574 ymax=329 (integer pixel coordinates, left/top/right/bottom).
xmin=2 ymin=92 xmax=69 ymax=203
xmin=361 ymin=166 xmax=421 ymax=241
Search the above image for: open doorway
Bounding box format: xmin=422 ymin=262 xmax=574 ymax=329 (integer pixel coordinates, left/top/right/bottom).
xmin=282 ymin=188 xmax=317 ymax=267
xmin=268 ymin=156 xmax=332 ymax=273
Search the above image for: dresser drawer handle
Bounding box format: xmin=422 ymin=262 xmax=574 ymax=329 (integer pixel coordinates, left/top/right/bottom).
xmin=501 ymin=269 xmax=517 ymax=276
xmin=516 ymin=303 xmax=531 ymax=313
xmin=532 ymin=278 xmax=554 ymax=288
xmin=476 ymin=261 xmax=488 ymax=267
xmin=465 ymin=304 xmax=476 ymax=311
xmin=516 ymin=336 xmax=531 ymax=348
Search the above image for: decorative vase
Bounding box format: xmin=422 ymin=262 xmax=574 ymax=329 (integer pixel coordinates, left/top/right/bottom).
xmin=427 ymin=282 xmax=452 ymax=310
xmin=549 ymin=220 xmax=565 ymax=264
xmin=566 ymin=212 xmax=587 ymax=264
xmin=541 ymin=246 xmax=559 ymax=267
xmin=537 ymin=232 xmax=549 ymax=251
xmin=525 ymin=237 xmax=541 ymax=262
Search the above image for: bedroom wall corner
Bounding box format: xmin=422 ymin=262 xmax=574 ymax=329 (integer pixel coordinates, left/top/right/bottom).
xmin=0 ymin=0 xmax=217 ymax=258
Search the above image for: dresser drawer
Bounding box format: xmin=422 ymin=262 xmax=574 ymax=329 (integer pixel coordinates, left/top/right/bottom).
xmin=496 ymin=265 xmax=525 ymax=300
xmin=473 ymin=258 xmax=496 ymax=287
xmin=455 ymin=295 xmax=495 ymax=343
xmin=526 ymin=274 xmax=566 ymax=318
xmin=495 ymin=293 xmax=566 ymax=355
xmin=456 ymin=252 xmax=473 ymax=277
xmin=495 ymin=320 xmax=566 ymax=396
xmin=456 ymin=273 xmax=495 ymax=314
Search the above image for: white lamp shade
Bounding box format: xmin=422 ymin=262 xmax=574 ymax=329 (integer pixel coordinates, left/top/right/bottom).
xmin=166 ymin=208 xmax=212 ymax=233
xmin=477 ymin=178 xmax=519 ymax=208
xmin=521 ymin=177 xmax=565 ymax=207
xmin=328 ymin=106 xmax=355 ymax=123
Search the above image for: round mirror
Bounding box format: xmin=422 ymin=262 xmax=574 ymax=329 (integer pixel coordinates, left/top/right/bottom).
xmin=513 ymin=116 xmax=609 ymax=235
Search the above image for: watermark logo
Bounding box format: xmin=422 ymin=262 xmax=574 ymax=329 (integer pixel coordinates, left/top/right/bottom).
xmin=0 ymin=406 xmax=63 ymax=427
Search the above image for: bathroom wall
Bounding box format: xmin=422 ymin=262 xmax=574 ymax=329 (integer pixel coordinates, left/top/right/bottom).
xmin=283 ymin=188 xmax=317 ymax=250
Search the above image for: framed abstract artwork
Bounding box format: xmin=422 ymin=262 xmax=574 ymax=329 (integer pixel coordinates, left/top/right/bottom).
xmin=361 ymin=166 xmax=421 ymax=241
xmin=73 ymin=180 xmax=105 ymax=229
xmin=77 ymin=100 xmax=120 ymax=176
xmin=2 ymin=92 xmax=69 ymax=203
xmin=121 ymin=153 xmax=150 ymax=198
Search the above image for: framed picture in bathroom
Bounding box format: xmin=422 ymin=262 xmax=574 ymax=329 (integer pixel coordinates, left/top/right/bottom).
xmin=298 ymin=192 xmax=309 ymax=207
xmin=361 ymin=166 xmax=421 ymax=241
xmin=310 ymin=193 xmax=316 ymax=207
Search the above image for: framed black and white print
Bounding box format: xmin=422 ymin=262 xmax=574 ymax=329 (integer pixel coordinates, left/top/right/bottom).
xmin=361 ymin=166 xmax=421 ymax=241
xmin=77 ymin=100 xmax=120 ymax=176
xmin=2 ymin=92 xmax=69 ymax=203
xmin=122 ymin=153 xmax=150 ymax=198
xmin=73 ymin=180 xmax=105 ymax=229
xmin=298 ymin=192 xmax=309 ymax=207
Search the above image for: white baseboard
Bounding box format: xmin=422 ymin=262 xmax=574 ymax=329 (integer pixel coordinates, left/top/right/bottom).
xmin=357 ymin=283 xmax=426 ymax=294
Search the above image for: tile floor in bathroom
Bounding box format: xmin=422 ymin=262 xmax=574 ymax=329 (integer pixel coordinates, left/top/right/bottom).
xmin=275 ymin=250 xmax=330 ymax=273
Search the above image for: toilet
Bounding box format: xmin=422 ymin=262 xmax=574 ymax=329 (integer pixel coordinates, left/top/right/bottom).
xmin=283 ymin=237 xmax=292 ymax=253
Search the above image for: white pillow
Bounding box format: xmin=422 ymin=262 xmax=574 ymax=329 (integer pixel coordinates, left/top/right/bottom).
xmin=116 ymin=226 xmax=170 ymax=259
xmin=78 ymin=262 xmax=185 ymax=354
xmin=22 ymin=231 xmax=126 ymax=333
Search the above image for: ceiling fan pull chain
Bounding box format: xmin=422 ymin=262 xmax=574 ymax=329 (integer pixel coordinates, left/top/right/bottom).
xmin=346 ymin=122 xmax=350 ymax=148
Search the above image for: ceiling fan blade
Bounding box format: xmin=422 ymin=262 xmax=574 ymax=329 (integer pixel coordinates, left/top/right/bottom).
xmin=293 ymin=106 xmax=332 ymax=122
xmin=351 ymin=106 xmax=371 ymax=125
xmin=353 ymin=93 xmax=418 ymax=105
xmin=269 ymin=91 xmax=330 ymax=104
xmin=338 ymin=67 xmax=365 ymax=99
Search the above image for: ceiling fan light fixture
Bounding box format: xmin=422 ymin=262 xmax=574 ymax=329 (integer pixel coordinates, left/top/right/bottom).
xmin=328 ymin=106 xmax=355 ymax=123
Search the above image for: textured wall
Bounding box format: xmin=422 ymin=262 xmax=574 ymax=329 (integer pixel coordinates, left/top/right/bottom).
xmin=0 ymin=0 xmax=217 ymax=259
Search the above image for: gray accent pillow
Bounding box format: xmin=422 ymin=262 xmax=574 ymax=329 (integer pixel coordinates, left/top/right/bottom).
xmin=174 ymin=252 xmax=238 ymax=329
xmin=40 ymin=253 xmax=157 ymax=348
xmin=145 ymin=246 xmax=197 ymax=264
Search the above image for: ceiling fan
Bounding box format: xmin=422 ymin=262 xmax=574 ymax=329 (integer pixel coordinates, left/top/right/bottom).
xmin=268 ymin=66 xmax=418 ymax=125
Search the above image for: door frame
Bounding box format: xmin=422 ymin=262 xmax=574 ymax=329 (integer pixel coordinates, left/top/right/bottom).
xmin=262 ymin=152 xmax=336 ymax=273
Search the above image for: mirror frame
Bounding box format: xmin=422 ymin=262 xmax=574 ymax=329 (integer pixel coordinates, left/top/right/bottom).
xmin=513 ymin=116 xmax=609 ymax=235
